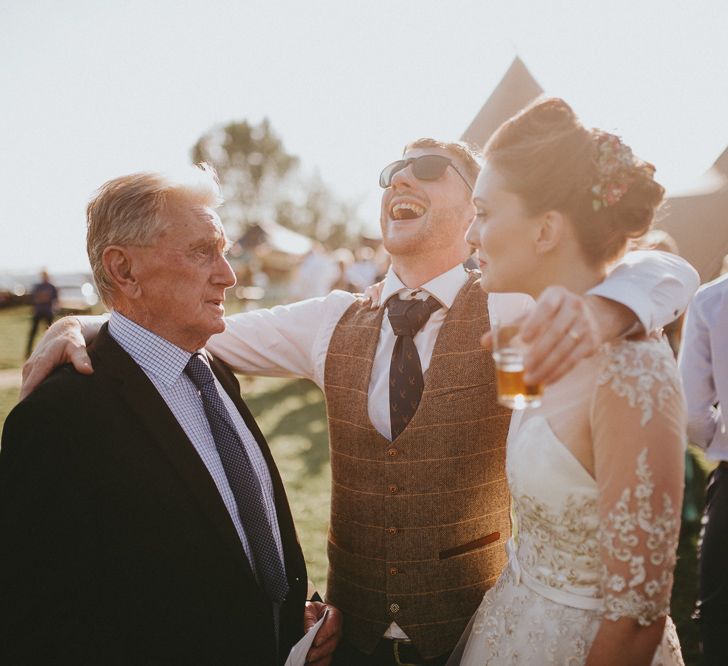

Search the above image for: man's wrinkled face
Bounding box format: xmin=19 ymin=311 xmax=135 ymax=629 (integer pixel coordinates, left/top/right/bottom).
xmin=133 ymin=202 xmax=236 ymax=351
xmin=379 ymin=147 xmax=475 ymax=260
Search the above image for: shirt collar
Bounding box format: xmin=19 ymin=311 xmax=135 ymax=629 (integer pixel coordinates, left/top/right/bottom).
xmin=108 ymin=311 xmax=202 ymax=388
xmin=380 ymin=263 xmax=470 ymax=310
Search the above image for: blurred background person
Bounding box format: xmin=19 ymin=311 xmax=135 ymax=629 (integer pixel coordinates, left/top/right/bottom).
xmin=346 ymin=246 xmax=379 ymax=293
xmin=679 ymin=273 xmax=728 ymax=665
xmin=288 ymin=243 xmax=338 ymax=301
xmin=329 ymin=248 xmax=355 ymax=292
xmin=25 ymin=269 xmax=57 ymax=358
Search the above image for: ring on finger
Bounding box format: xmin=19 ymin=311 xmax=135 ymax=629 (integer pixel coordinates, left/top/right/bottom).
xmin=568 ymin=329 xmax=581 ymax=342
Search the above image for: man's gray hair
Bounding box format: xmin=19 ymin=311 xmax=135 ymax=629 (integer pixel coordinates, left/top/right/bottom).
xmin=86 ymin=163 xmax=221 ymax=306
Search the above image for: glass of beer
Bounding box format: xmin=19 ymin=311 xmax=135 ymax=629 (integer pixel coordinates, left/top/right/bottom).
xmin=491 ymin=320 xmax=543 ymax=409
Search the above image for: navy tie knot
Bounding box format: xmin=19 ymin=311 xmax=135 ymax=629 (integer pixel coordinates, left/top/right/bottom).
xmin=387 ymin=296 xmax=441 ymax=338
xmin=185 ymin=353 xmax=217 ymax=389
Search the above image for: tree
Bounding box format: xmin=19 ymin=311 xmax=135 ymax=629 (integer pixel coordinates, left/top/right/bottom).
xmin=191 ymin=118 xmax=360 ymax=247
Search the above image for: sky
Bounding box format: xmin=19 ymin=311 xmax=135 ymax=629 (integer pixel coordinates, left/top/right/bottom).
xmin=2 ymin=0 xmax=727 ymax=273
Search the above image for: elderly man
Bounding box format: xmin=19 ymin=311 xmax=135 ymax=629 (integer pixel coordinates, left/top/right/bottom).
xmin=24 ymin=140 xmax=698 ymax=665
xmin=1 ymin=167 xmax=340 ymax=665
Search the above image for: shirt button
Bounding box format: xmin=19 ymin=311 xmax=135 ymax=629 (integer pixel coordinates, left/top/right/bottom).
xmin=389 ymin=602 xmax=400 ymax=614
xmin=389 ymin=567 xmax=399 ymax=576
xmin=388 ymin=484 xmax=398 ymax=494
xmin=387 ymin=448 xmax=397 ymax=457
xmin=387 ymin=527 xmax=398 ymax=535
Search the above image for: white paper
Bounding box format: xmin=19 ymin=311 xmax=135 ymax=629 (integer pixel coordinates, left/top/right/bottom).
xmin=284 ymin=608 xmax=328 ymax=666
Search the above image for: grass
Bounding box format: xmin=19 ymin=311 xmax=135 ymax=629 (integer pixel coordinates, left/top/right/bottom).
xmin=0 ymin=303 xmax=108 ymax=369
xmin=0 ymin=307 xmax=708 ymax=662
xmin=0 ymin=306 xmax=36 ymax=369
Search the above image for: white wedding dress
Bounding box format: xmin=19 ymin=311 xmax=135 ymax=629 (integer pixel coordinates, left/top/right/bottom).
xmin=452 ymin=338 xmax=685 ymax=665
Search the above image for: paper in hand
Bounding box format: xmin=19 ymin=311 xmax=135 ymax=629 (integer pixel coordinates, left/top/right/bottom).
xmin=284 ymin=607 xmax=329 ymax=666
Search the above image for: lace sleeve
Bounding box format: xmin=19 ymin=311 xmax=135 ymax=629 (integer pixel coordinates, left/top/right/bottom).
xmin=591 ymin=338 xmax=685 ymax=625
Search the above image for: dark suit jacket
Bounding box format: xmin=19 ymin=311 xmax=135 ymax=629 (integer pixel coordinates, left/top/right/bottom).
xmin=0 ymin=325 xmax=307 ymax=665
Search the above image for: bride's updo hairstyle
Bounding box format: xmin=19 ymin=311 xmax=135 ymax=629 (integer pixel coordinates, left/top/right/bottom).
xmin=483 ymin=97 xmax=664 ymax=265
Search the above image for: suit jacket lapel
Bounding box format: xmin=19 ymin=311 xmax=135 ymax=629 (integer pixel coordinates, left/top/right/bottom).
xmin=89 ymin=326 xmax=257 ymax=583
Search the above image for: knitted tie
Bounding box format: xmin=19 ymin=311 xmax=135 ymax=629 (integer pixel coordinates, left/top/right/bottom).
xmin=387 ymin=295 xmax=442 ymax=440
xmin=185 ymin=353 xmax=289 ymax=604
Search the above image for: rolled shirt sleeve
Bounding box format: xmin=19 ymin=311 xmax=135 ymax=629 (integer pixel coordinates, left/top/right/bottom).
xmin=589 ymin=250 xmax=699 ymax=333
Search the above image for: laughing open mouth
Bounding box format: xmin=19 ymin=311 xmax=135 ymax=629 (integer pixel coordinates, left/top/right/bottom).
xmin=390 ymin=201 xmax=426 ymax=220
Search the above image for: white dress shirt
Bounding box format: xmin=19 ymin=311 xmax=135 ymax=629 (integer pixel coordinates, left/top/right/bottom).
xmin=679 ymin=272 xmax=728 ymax=462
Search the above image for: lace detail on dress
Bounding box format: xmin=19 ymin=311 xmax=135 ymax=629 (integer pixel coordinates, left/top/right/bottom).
xmin=455 ymin=565 xmax=684 ymax=665
xmin=463 ymin=566 xmax=596 ymax=664
xmin=599 ymin=448 xmax=679 ymax=625
xmin=513 ymin=490 xmax=600 ymax=594
xmin=596 ymin=339 xmax=677 ymax=426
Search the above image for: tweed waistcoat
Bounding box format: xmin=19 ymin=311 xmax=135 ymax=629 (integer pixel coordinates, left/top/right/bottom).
xmin=324 ymin=273 xmax=512 ymax=659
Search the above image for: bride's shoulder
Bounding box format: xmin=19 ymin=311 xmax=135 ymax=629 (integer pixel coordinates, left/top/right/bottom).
xmin=597 ymin=333 xmax=677 ymax=370
xmin=593 ymin=335 xmax=683 ymax=427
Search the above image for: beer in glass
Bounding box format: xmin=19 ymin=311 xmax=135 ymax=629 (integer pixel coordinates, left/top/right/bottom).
xmin=491 ymin=322 xmax=543 ymax=409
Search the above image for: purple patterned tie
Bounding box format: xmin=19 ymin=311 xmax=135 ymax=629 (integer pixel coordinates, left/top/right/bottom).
xmin=387 ymin=295 xmax=442 ymax=440
xmin=185 ymin=353 xmax=288 ymax=604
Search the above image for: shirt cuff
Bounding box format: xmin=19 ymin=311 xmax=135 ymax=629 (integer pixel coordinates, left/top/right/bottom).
xmin=587 ymin=282 xmax=652 ymax=334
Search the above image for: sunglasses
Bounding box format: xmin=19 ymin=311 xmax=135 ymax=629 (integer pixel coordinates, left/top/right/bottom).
xmin=379 ymin=154 xmax=472 ymax=191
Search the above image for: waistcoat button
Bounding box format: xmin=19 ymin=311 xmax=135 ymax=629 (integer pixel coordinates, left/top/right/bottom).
xmin=388 ymin=484 xmax=398 ymax=494
xmin=387 ymin=527 xmax=398 ymax=535
xmin=389 ymin=567 xmax=398 ymax=576
xmin=387 ymin=448 xmax=397 ymax=457
xmin=389 ymin=602 xmax=400 ymax=614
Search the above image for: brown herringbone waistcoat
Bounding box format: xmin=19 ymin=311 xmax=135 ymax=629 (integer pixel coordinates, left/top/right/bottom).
xmin=324 ymin=274 xmax=512 ymax=658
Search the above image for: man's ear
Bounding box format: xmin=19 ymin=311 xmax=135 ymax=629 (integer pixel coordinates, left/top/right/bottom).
xmin=102 ymin=246 xmax=143 ymax=299
xmin=534 ymin=210 xmax=565 ymax=255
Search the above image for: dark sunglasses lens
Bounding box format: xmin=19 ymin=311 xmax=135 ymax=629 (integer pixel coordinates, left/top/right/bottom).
xmin=413 ymin=155 xmax=451 ymax=181
xmin=379 ymin=155 xmax=452 ymax=188
xmin=379 ymin=160 xmax=406 ymax=188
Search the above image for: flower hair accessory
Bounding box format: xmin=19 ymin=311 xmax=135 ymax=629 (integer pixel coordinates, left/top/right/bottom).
xmin=591 ymin=133 xmax=636 ymax=211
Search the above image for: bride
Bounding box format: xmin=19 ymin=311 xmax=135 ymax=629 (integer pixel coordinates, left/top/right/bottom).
xmin=450 ymin=98 xmax=685 ymax=665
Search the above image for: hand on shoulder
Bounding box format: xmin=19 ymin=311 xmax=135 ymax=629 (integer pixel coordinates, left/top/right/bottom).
xmin=21 ymin=316 xmax=94 ymax=400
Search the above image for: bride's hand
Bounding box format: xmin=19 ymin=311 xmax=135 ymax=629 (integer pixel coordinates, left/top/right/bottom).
xmin=481 ymin=286 xmax=636 ymax=386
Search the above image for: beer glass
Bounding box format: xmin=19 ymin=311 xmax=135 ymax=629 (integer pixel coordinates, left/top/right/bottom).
xmin=491 ymin=320 xmax=543 ymax=409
